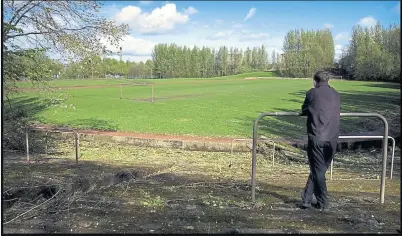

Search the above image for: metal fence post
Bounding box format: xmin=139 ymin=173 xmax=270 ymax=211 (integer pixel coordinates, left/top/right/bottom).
xmin=272 ymin=143 xmax=276 ymax=167
xmin=45 ymin=132 xmax=48 ymax=157
xmin=26 ymin=127 xmax=29 ymax=163
xmin=152 ymin=84 xmax=154 ymax=103
xmin=389 ymin=137 xmax=396 ymax=180
xmin=75 ymin=132 xmax=79 ymax=165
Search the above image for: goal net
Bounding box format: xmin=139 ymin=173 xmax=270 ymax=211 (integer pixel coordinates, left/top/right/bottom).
xmin=331 ymin=75 xmax=343 ymax=80
xmin=120 ymin=83 xmax=154 ymax=102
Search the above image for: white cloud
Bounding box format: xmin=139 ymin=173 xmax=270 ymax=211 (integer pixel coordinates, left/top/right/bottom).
xmin=99 ymin=4 xmax=121 ymax=19
xmin=334 ymin=44 xmax=345 ymax=61
xmin=101 ymin=35 xmax=155 ymax=56
xmin=244 ymin=8 xmax=256 ymax=21
xmin=215 ymin=19 xmax=224 ymax=24
xmin=357 ymin=16 xmax=377 ymax=27
xmin=139 ymin=1 xmax=153 ymax=5
xmin=324 ymin=23 xmax=334 ymax=29
xmin=212 ymin=19 xmax=224 ymax=29
xmin=115 ymin=3 xmax=197 ymax=34
xmin=393 ymin=2 xmax=400 ymax=13
xmin=215 ymin=19 xmax=224 ymax=25
xmin=334 ymin=32 xmax=348 ymax=41
xmin=232 ymin=23 xmax=244 ymax=29
xmin=184 ymin=6 xmax=198 ymax=15
xmin=206 ymin=31 xmax=233 ymax=40
xmin=239 ymin=33 xmax=269 ymax=42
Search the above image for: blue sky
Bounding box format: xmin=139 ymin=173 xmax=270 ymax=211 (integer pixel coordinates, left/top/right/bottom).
xmin=100 ymin=1 xmax=400 ymax=62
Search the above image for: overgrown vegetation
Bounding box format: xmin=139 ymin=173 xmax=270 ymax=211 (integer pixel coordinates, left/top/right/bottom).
xmin=2 ymin=139 xmax=400 ymax=233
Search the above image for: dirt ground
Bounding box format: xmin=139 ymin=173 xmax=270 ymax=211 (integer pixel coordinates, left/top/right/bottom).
xmin=2 ymin=139 xmax=400 ymax=234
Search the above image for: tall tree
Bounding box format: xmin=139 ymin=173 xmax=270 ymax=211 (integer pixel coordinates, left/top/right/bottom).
xmin=271 ymin=50 xmax=276 ymax=69
xmin=340 ymin=22 xmax=400 ymax=82
xmin=282 ymin=28 xmax=335 ymax=77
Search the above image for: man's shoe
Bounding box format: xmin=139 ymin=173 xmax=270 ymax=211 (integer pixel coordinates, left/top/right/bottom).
xmin=315 ymin=202 xmax=329 ymax=212
xmin=300 ymin=191 xmax=312 ymax=209
xmin=300 ymin=202 xmax=312 ymax=209
xmin=318 ymin=207 xmax=329 ymax=212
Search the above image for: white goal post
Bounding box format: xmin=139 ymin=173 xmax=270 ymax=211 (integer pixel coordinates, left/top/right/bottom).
xmin=331 ymin=75 xmax=343 ymax=80
xmin=120 ymin=83 xmax=154 ymax=103
xmin=244 ymin=77 xmax=273 ymax=80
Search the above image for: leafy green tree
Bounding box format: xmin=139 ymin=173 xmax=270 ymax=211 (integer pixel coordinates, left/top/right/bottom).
xmin=282 ymin=28 xmax=335 ymax=77
xmin=340 ymin=22 xmax=400 ymax=81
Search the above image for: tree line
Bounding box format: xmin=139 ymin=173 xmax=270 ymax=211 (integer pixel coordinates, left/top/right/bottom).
xmin=60 ymin=56 xmax=154 ymax=79
xmin=281 ymin=29 xmax=335 ymax=78
xmin=151 ymin=44 xmax=275 ymax=78
xmin=54 ymin=44 xmax=280 ymax=79
xmin=11 ymin=22 xmax=402 ymax=82
xmin=339 ymin=23 xmax=400 ymax=82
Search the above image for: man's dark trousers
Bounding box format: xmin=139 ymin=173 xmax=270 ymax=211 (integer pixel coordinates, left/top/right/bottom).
xmin=302 ymin=139 xmax=337 ymax=208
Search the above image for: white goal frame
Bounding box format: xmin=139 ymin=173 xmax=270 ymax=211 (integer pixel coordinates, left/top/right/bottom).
xmin=120 ymin=83 xmax=154 ymax=103
xmin=331 ymin=75 xmax=343 ymax=80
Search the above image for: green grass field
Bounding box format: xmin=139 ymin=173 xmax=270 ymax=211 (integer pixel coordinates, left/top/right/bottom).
xmin=10 ymin=72 xmax=400 ymax=140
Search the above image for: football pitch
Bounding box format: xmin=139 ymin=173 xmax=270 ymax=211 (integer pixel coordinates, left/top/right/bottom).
xmin=11 ymin=72 xmax=400 ymax=140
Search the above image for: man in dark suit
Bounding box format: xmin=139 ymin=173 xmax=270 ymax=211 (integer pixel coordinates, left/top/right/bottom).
xmin=300 ymin=71 xmax=341 ymax=211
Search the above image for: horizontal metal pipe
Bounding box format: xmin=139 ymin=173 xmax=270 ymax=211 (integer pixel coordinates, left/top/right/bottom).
xmin=339 ymin=136 xmax=388 ymax=139
xmin=254 ymin=112 xmax=389 ymax=117
xmin=332 ymin=136 xmax=396 ymax=180
xmin=251 ymin=112 xmax=389 ymax=204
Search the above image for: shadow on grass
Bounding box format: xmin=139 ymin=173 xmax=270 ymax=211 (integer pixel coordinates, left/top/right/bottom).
xmin=3 ymin=96 xmax=120 ymax=155
xmin=354 ymin=82 xmax=401 ymax=90
xmin=3 ymin=96 xmax=56 ymax=152
xmin=237 ymin=89 xmax=400 ymax=147
xmin=2 ymin=151 xmax=400 ymax=234
xmin=67 ymin=118 xmax=119 ymax=131
xmin=4 ymin=96 xmax=53 ymax=118
xmin=264 ymin=70 xmax=283 ymax=77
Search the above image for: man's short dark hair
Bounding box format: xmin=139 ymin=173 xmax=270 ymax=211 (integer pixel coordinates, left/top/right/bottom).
xmin=313 ymin=71 xmax=331 ymax=83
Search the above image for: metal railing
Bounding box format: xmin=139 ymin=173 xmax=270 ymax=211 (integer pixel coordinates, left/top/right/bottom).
xmin=251 ymin=112 xmax=389 ymax=204
xmin=330 ymin=136 xmax=396 ymax=180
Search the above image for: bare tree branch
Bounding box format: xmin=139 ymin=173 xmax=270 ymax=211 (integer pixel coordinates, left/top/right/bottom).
xmin=11 ymin=1 xmax=41 ymax=27
xmin=4 ymin=0 xmax=129 ymax=59
xmin=7 ymin=0 xmax=33 ymax=25
xmin=7 ymin=25 xmax=106 ymax=40
xmin=3 ymin=188 xmax=61 ymax=225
